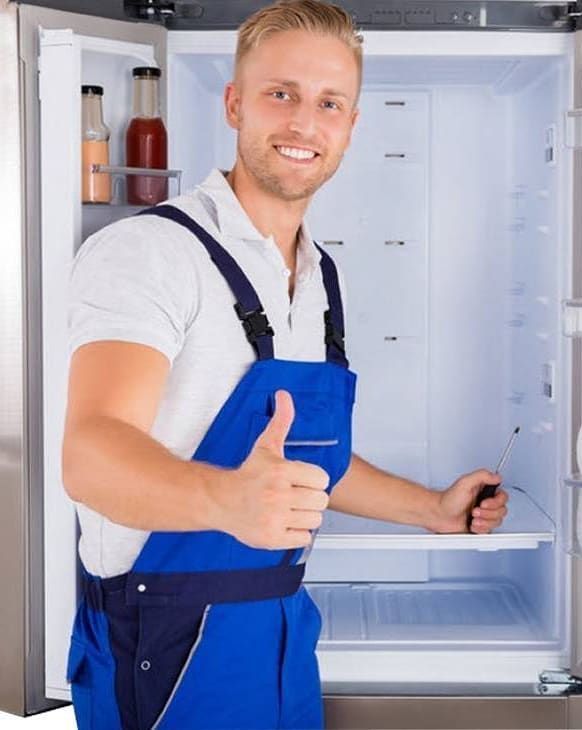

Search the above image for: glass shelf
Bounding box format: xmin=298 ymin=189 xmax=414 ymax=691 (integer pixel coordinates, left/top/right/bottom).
xmin=313 ymin=486 xmax=554 ymax=552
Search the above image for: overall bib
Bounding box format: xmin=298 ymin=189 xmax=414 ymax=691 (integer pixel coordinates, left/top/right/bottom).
xmin=66 ymin=205 xmax=357 ymax=730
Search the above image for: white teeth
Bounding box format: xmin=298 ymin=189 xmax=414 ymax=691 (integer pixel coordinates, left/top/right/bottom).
xmin=276 ymin=146 xmax=316 ymax=160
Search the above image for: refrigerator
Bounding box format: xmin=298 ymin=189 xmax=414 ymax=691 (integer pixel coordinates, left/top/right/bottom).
xmin=2 ymin=0 xmax=582 ymax=726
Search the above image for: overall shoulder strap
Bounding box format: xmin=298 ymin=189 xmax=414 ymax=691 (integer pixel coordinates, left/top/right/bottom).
xmin=137 ymin=205 xmax=274 ymax=361
xmin=314 ymin=243 xmax=349 ymax=369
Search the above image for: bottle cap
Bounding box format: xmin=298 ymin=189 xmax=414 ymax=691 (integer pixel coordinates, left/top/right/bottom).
xmin=132 ymin=67 xmax=162 ymax=78
xmin=81 ymin=85 xmax=104 ymax=96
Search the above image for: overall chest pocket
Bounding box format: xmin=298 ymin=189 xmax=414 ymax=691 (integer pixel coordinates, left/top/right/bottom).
xmin=245 ymin=391 xmax=340 ymax=453
xmin=244 ymin=390 xmax=350 ymax=489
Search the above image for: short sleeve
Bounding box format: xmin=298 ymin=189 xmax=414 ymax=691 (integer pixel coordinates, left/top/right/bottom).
xmin=68 ymin=217 xmax=197 ymax=364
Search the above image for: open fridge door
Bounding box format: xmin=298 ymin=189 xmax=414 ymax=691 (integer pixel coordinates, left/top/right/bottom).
xmin=28 ymin=4 xmax=167 ymax=701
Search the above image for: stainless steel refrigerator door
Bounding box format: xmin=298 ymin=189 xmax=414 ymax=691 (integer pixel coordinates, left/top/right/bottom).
xmin=0 ymin=2 xmax=166 ymax=717
xmin=0 ymin=0 xmax=30 ymax=717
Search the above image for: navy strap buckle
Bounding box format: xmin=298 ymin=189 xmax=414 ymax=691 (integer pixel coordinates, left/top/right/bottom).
xmin=324 ymin=309 xmax=346 ymax=355
xmin=234 ymin=303 xmax=274 ymax=345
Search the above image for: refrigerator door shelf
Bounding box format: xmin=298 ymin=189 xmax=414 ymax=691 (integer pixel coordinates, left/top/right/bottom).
xmin=564 ymin=109 xmax=582 ymax=148
xmin=92 ymin=163 xmax=182 ymax=185
xmin=315 ymin=486 xmax=554 ymax=552
xmin=84 ymin=164 xmax=182 ymax=210
xmin=562 ymin=475 xmax=582 ymax=557
xmin=562 ymin=298 xmax=582 ymax=336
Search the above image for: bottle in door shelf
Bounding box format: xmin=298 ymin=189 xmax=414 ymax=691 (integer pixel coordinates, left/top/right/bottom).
xmin=126 ymin=67 xmax=168 ymax=206
xmin=81 ymin=85 xmax=112 ymax=204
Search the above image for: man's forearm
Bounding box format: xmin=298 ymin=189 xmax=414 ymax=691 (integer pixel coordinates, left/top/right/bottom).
xmin=62 ymin=415 xmax=224 ymax=532
xmin=328 ymin=453 xmax=444 ymax=532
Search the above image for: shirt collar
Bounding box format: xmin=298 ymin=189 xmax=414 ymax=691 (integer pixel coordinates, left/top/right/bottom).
xmin=195 ymin=168 xmax=322 ymax=274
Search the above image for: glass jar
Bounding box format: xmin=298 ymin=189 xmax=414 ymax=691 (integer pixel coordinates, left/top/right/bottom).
xmin=81 ymin=85 xmax=112 ymax=204
xmin=125 ymin=67 xmax=168 ymax=205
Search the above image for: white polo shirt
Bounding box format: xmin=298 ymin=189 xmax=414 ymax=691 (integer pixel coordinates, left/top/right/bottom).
xmin=68 ymin=167 xmax=346 ymax=578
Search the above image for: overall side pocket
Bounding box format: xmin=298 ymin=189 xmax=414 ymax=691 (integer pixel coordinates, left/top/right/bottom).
xmin=66 ymin=639 xmax=93 ymax=730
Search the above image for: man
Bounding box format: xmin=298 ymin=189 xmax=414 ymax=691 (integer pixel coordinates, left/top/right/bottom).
xmin=62 ymin=1 xmax=508 ymax=728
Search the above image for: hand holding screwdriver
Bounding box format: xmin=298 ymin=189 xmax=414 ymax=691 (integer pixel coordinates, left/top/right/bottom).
xmin=466 ymin=426 xmax=519 ymax=531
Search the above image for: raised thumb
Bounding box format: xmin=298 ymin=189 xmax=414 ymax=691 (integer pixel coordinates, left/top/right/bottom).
xmin=254 ymin=390 xmax=295 ymax=457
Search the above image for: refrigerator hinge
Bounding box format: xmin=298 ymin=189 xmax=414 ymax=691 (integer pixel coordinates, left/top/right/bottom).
xmin=124 ymin=0 xmax=176 ymax=23
xmin=538 ymin=669 xmax=582 ymax=696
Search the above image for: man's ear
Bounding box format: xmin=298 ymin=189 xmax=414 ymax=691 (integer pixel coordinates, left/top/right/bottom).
xmin=224 ymin=81 xmax=241 ymax=130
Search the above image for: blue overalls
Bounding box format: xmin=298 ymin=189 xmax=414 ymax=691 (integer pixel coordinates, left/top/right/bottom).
xmin=66 ymin=205 xmax=357 ymax=730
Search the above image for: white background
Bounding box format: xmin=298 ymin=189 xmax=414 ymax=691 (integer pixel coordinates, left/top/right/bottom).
xmin=0 ymin=708 xmax=75 ymax=728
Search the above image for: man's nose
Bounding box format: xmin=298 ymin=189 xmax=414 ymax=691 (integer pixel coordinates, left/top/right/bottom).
xmin=287 ymin=101 xmax=317 ymax=138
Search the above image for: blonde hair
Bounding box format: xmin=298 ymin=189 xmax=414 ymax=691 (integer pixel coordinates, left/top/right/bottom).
xmin=235 ymin=0 xmax=363 ymax=92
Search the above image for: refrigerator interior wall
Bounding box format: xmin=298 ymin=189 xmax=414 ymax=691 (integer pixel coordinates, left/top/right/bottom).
xmin=166 ymin=35 xmax=573 ymax=684
xmin=504 ymin=56 xmax=572 ymax=664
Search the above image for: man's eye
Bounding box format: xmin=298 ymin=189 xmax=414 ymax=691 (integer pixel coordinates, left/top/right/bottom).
xmin=322 ymin=100 xmax=339 ymax=110
xmin=272 ymin=90 xmax=290 ymax=101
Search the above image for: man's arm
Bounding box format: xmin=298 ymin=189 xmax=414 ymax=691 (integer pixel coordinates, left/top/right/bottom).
xmin=62 ymin=346 xmax=327 ymax=549
xmin=328 ymin=453 xmax=509 ymax=534
xmin=328 ymin=454 xmax=443 ymax=531
xmin=62 ymin=340 xmax=223 ymax=531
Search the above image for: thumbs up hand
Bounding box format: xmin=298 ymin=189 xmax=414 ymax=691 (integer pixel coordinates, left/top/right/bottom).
xmin=216 ymin=390 xmax=330 ymax=550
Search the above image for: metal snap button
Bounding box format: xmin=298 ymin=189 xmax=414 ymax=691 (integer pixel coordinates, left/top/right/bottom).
xmin=140 ymin=660 xmax=151 ymax=671
xmin=137 ymin=584 xmax=146 ymax=592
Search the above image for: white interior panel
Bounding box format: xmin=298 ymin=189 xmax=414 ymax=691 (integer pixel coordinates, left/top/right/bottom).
xmin=39 ymin=27 xmax=81 ymax=703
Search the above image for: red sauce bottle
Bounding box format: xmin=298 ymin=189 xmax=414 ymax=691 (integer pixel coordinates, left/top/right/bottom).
xmin=126 ymin=67 xmax=168 ymax=205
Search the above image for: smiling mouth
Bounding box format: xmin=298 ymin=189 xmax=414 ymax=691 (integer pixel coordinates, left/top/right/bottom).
xmin=274 ymin=145 xmax=320 ymax=162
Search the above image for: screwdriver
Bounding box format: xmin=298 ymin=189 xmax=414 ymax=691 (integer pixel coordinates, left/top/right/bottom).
xmin=467 ymin=426 xmax=520 ymax=531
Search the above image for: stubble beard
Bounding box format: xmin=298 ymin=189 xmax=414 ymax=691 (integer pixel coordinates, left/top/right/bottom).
xmin=237 ymin=131 xmax=343 ymax=202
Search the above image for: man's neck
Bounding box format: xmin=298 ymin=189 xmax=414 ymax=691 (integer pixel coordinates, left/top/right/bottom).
xmin=224 ymin=164 xmax=308 ymax=271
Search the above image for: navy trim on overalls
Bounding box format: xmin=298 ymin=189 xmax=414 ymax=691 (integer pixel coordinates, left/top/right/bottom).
xmin=138 ymin=205 xmax=349 ymax=369
xmin=137 ymin=205 xmax=275 ymax=361
xmin=315 ymin=242 xmax=348 ymax=368
xmin=83 ymin=562 xmax=306 ymax=610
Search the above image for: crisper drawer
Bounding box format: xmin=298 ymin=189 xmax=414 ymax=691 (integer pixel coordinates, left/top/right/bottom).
xmin=308 ymin=573 xmax=567 ymax=688
xmin=323 ymin=695 xmax=568 ymax=729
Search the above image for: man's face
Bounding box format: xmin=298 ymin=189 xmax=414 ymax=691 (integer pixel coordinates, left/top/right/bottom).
xmin=225 ymin=29 xmax=360 ymax=202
